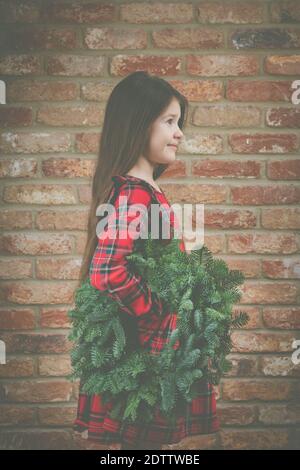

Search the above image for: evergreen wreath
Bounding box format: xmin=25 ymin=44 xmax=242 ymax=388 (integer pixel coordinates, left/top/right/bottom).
xmin=68 ymin=235 xmax=249 ymax=426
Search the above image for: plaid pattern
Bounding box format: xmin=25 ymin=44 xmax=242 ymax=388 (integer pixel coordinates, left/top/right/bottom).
xmin=73 ymin=174 xmax=220 ymax=446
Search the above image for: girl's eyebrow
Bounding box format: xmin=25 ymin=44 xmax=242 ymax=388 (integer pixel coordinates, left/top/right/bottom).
xmin=164 ymin=113 xmax=180 ymax=118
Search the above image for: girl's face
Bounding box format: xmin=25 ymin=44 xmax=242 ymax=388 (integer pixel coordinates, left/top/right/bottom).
xmin=146 ymin=98 xmax=184 ymax=165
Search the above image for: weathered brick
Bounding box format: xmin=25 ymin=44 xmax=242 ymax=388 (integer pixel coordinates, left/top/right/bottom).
xmin=218 ymin=404 xmax=257 ymax=426
xmin=258 ymin=404 xmax=300 ymax=425
xmin=7 ymin=80 xmax=78 ymax=102
xmin=2 ymin=332 xmax=72 ymax=354
xmin=0 ymin=233 xmax=73 ymax=255
xmin=229 ymin=133 xmax=299 ymax=153
xmin=266 ymin=108 xmax=300 ymax=127
xmin=231 ymin=331 xmax=295 ymax=353
xmin=0 ymin=159 xmax=38 ymax=178
xmin=38 ymin=355 xmax=72 ymax=377
xmin=232 ymin=306 xmax=261 ymax=328
xmin=84 ymin=27 xmax=147 ymax=50
xmin=36 ymin=258 xmax=82 ymax=280
xmin=40 ymin=307 xmax=71 ymax=329
xmin=1 ymin=281 xmax=75 ymax=304
xmin=1 ymin=380 xmax=72 ymax=403
xmin=152 ymin=27 xmax=223 ymax=49
xmin=0 ymin=307 xmax=35 ymax=330
xmin=0 ymin=132 xmax=71 ymax=154
xmin=111 ymin=54 xmax=182 ymax=76
xmin=197 ymin=1 xmax=264 ymax=24
xmin=77 ymin=185 xmax=91 ymax=204
xmin=0 ymin=358 xmax=34 ymax=378
xmin=168 ymin=79 xmax=224 ymax=102
xmin=1 ymin=29 xmax=77 ymax=52
xmin=218 ymin=257 xmax=260 ymax=278
xmin=41 ymin=158 xmax=95 ymax=178
xmin=270 ymin=1 xmax=300 ymax=23
xmin=187 ymin=54 xmax=259 ymax=76
xmin=224 ymin=354 xmax=259 ymax=376
xmin=230 ymin=28 xmax=300 ymax=49
xmin=0 ymin=210 xmax=32 ymax=230
xmin=222 ymin=379 xmax=294 ymax=400
xmin=262 ymin=259 xmax=300 ymax=279
xmin=162 ymin=183 xmax=226 ymax=204
xmin=205 ymin=209 xmax=257 ymax=229
xmin=228 ymin=233 xmax=299 ymax=254
xmin=240 ymin=281 xmax=298 ymax=304
xmin=227 ymin=79 xmax=293 ymax=101
xmin=0 ymin=405 xmax=35 ymax=426
xmin=0 ymin=107 xmax=32 ymax=127
xmin=231 ymin=185 xmax=300 ymax=205
xmin=193 ymin=104 xmax=260 ymax=127
xmin=46 ymin=55 xmax=106 ymax=77
xmin=181 ymin=132 xmax=223 ymax=154
xmin=268 ymin=159 xmax=300 ymax=180
xmin=37 ymin=104 xmax=103 ymax=127
xmin=74 ymin=132 xmax=99 ymax=153
xmin=263 ymin=307 xmax=300 ymax=329
xmin=265 ymin=55 xmax=300 ymax=75
xmin=38 ymin=406 xmax=76 ymax=426
xmin=81 ymin=80 xmax=115 ymax=101
xmin=0 ymin=258 xmax=32 ymax=280
xmin=192 ymin=159 xmax=261 ymax=178
xmin=0 ymin=430 xmax=74 ymax=450
xmin=35 ymin=209 xmax=88 ymax=230
xmin=41 ymin=2 xmax=116 ymax=23
xmin=158 ymin=160 xmax=186 ymax=179
xmin=0 ymin=55 xmax=41 ymax=75
xmin=120 ymin=3 xmax=193 ymax=23
xmin=220 ymin=429 xmax=289 ymax=450
xmin=3 ymin=184 xmax=76 ymax=204
xmin=262 ymin=208 xmax=300 ymax=229
xmin=261 ymin=356 xmax=300 ymax=377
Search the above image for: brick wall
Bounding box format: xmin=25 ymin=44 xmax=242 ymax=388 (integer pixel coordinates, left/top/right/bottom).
xmin=0 ymin=0 xmax=299 ymax=450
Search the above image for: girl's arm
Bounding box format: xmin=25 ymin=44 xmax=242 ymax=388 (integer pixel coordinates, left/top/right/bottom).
xmin=89 ymin=184 xmax=165 ymax=319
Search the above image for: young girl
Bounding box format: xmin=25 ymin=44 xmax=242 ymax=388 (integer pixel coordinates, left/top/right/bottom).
xmin=73 ymin=71 xmax=220 ymax=450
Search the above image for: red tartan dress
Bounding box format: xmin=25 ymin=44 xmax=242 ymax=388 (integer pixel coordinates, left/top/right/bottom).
xmin=73 ymin=174 xmax=220 ymax=446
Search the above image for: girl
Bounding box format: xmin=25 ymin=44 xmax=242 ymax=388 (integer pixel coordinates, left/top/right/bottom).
xmin=73 ymin=71 xmax=220 ymax=450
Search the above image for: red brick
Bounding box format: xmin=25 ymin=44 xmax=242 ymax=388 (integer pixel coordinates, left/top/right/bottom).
xmin=187 ymin=54 xmax=259 ymax=76
xmin=162 ymin=183 xmax=226 ymax=204
xmin=263 ymin=307 xmax=300 ymax=329
xmin=0 ymin=258 xmax=33 ymax=280
xmin=38 ymin=406 xmax=76 ymax=426
xmin=111 ymin=54 xmax=182 ymax=76
xmin=40 ymin=307 xmax=71 ymax=329
xmin=218 ymin=405 xmax=257 ymax=426
xmin=0 ymin=358 xmax=34 ymax=378
xmin=0 ymin=107 xmax=32 ymax=127
xmin=268 ymin=159 xmax=300 ymax=179
xmin=192 ymin=159 xmax=261 ymax=178
xmin=222 ymin=379 xmax=294 ymax=400
xmin=220 ymin=429 xmax=289 ymax=450
xmin=218 ymin=257 xmax=260 ymax=278
xmin=158 ymin=160 xmax=187 ymax=179
xmin=231 ymin=185 xmax=300 ymax=205
xmin=181 ymin=133 xmax=223 ymax=154
xmin=261 ymin=356 xmax=300 ymax=377
xmin=0 ymin=55 xmax=41 ymax=75
xmin=41 ymin=2 xmax=116 ymax=23
xmin=152 ymin=27 xmax=223 ymax=49
xmin=0 ymin=210 xmax=32 ymax=230
xmin=228 ymin=233 xmax=299 ymax=254
xmin=270 ymin=1 xmax=300 ymax=23
xmin=224 ymin=354 xmax=259 ymax=376
xmin=258 ymin=404 xmax=300 ymax=425
xmin=240 ymin=281 xmax=298 ymax=304
xmin=75 ymin=132 xmax=99 ymax=153
xmin=1 ymin=281 xmax=75 ymax=304
xmin=0 ymin=405 xmax=35 ymax=426
xmin=0 ymin=233 xmax=72 ymax=255
xmin=38 ymin=356 xmax=71 ymax=377
xmin=36 ymin=258 xmax=82 ymax=280
xmin=168 ymin=79 xmax=223 ymax=102
xmin=36 ymin=209 xmax=88 ymax=230
xmin=205 ymin=209 xmax=257 ymax=229
xmin=0 ymin=307 xmax=35 ymax=330
xmin=2 ymin=332 xmax=72 ymax=354
xmin=37 ymin=104 xmax=103 ymax=126
xmin=1 ymin=380 xmax=72 ymax=403
xmin=266 ymin=108 xmax=300 ymax=127
xmin=230 ymin=28 xmax=300 ymax=49
xmin=229 ymin=133 xmax=299 ymax=153
xmin=261 ymin=208 xmax=300 ymax=229
xmin=197 ymin=1 xmax=264 ymax=24
xmin=262 ymin=259 xmax=300 ymax=279
xmin=227 ymin=80 xmax=293 ymax=102
xmin=7 ymin=80 xmax=78 ymax=102
xmin=41 ymin=158 xmax=95 ymax=178
xmin=265 ymin=55 xmax=300 ymax=75
xmin=120 ymin=3 xmax=193 ymax=23
xmin=231 ymin=331 xmax=295 ymax=353
xmin=2 ymin=29 xmax=77 ymax=51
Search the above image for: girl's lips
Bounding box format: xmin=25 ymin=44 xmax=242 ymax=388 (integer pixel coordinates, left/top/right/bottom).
xmin=168 ymin=145 xmax=178 ymax=149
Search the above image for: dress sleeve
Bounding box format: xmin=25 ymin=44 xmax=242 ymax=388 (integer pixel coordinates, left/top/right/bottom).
xmin=89 ymin=183 xmax=165 ymax=319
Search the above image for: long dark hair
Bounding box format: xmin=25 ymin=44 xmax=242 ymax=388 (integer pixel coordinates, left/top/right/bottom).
xmin=79 ymin=71 xmax=188 ymax=283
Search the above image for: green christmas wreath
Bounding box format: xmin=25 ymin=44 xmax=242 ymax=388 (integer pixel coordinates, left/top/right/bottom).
xmin=68 ymin=236 xmax=249 ymax=426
